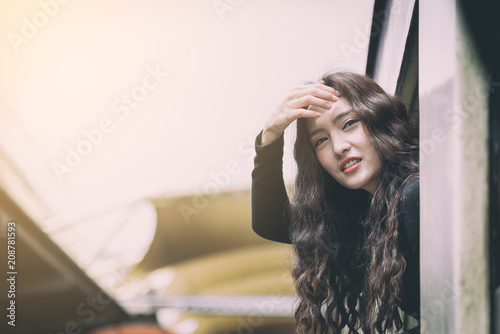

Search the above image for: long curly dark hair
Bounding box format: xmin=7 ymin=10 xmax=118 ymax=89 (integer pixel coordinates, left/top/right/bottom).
xmin=291 ymin=72 xmax=419 ymax=333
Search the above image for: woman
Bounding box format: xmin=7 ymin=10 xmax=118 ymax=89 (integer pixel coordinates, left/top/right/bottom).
xmin=251 ymin=72 xmax=419 ymax=333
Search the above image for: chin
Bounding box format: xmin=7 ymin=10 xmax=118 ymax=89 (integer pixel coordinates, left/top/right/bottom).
xmin=340 ymin=182 xmax=362 ymax=190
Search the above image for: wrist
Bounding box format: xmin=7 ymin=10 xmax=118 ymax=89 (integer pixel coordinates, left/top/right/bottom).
xmin=260 ymin=128 xmax=282 ymax=147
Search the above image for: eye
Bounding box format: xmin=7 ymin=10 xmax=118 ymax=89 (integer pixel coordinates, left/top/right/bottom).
xmin=314 ymin=137 xmax=328 ymax=148
xmin=342 ymin=119 xmax=359 ymax=130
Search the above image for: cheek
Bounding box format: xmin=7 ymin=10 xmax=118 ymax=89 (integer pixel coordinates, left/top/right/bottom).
xmin=315 ymin=150 xmax=339 ymax=176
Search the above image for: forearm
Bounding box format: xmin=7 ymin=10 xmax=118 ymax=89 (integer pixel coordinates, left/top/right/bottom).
xmin=251 ymin=131 xmax=292 ymax=244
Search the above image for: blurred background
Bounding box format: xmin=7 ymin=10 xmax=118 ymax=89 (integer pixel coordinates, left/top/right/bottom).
xmin=2 ymin=0 xmax=498 ymax=333
xmin=0 ymin=1 xmax=372 ymax=333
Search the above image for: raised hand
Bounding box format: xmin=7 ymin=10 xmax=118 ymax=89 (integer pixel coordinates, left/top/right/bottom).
xmin=260 ymin=81 xmax=340 ymax=146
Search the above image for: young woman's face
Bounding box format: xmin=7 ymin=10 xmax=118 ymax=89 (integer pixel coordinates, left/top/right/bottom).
xmin=306 ymin=98 xmax=382 ymax=194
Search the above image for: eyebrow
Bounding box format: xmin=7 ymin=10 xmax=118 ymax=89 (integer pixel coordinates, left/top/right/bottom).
xmin=308 ymin=109 xmax=354 ymax=140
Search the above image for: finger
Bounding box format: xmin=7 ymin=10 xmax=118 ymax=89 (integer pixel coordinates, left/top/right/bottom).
xmin=307 ymin=104 xmax=330 ymax=113
xmin=292 ymin=95 xmax=334 ymax=110
xmin=316 ymin=83 xmax=341 ymax=97
xmin=292 ymin=108 xmax=323 ymax=119
xmin=292 ymin=85 xmax=339 ymax=102
xmin=314 ymin=81 xmax=341 ymax=97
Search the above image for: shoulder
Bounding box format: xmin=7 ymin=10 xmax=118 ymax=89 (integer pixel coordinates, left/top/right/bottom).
xmin=401 ymin=176 xmax=419 ymax=199
xmin=398 ymin=177 xmax=419 ymax=254
xmin=400 ymin=177 xmax=419 ymax=220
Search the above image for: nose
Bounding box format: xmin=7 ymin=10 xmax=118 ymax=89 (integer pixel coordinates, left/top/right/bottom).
xmin=331 ymin=133 xmax=350 ymax=157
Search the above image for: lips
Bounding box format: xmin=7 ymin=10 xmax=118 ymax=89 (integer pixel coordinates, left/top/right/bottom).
xmin=340 ymin=157 xmax=362 ymax=172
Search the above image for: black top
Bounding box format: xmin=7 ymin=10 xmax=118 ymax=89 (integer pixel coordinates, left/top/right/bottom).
xmin=251 ymin=131 xmax=420 ymax=325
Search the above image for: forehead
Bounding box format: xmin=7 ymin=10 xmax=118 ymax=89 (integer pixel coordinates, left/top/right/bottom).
xmin=305 ymin=98 xmax=352 ymax=133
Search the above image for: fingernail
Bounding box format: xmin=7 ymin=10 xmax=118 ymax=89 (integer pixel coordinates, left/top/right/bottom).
xmin=315 ymin=112 xmax=322 ymax=117
xmin=325 ymin=102 xmax=332 ymax=108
